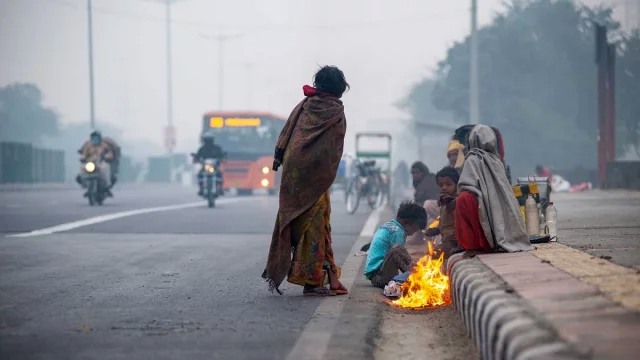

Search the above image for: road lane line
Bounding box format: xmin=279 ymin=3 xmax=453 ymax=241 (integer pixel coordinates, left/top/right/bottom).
xmin=6 ymin=197 xmax=250 ymax=238
xmin=286 ymin=206 xmax=385 ymax=360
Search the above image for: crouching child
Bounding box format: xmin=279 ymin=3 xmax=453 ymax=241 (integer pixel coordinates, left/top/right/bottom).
xmin=364 ymin=201 xmax=428 ymax=288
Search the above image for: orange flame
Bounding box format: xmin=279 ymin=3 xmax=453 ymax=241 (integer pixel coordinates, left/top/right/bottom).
xmin=428 ymin=217 xmax=440 ymax=229
xmin=391 ymin=241 xmax=450 ymax=308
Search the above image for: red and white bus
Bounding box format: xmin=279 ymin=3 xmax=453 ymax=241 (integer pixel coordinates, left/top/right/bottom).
xmin=201 ymin=111 xmax=286 ymax=194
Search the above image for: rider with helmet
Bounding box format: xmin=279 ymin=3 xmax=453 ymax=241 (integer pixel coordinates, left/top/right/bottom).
xmin=80 ymin=134 xmax=121 ymax=186
xmin=193 ymin=132 xmax=225 ymax=196
xmin=77 ymin=130 xmax=114 ymax=196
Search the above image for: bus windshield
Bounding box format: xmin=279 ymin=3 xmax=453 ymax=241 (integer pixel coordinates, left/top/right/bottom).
xmin=201 ymin=115 xmax=284 ymax=155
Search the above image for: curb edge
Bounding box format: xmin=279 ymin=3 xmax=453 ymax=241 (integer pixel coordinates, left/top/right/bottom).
xmin=446 ymin=254 xmax=590 ymax=360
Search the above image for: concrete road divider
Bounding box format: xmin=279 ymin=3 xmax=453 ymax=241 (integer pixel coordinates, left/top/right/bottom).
xmin=446 ymin=253 xmax=584 ymax=360
xmin=446 ymin=244 xmax=640 ymax=360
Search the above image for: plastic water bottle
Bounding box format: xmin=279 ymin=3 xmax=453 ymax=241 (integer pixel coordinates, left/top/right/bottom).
xmin=525 ymin=194 xmax=539 ymax=236
xmin=545 ymin=202 xmax=557 ymax=241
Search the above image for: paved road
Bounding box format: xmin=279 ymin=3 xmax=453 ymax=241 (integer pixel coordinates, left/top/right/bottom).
xmin=554 ymin=190 xmax=640 ymax=270
xmin=0 ymin=186 xmax=383 ymax=359
xmin=0 ymin=184 xmax=210 ymax=234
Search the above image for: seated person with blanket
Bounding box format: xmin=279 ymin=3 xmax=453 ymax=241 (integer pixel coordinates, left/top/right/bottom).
xmin=456 ymin=125 xmax=532 ymax=253
xmin=364 ymin=201 xmax=427 ymax=288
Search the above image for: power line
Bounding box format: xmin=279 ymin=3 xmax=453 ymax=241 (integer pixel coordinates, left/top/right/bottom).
xmin=40 ymin=0 xmax=465 ymax=33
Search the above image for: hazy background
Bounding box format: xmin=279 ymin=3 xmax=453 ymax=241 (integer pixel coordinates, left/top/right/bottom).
xmin=1 ymin=0 xmax=639 ymax=177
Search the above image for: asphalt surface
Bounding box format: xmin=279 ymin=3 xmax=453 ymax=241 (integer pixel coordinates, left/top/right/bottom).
xmin=4 ymin=184 xmax=636 ymax=359
xmin=554 ymin=190 xmax=640 ymax=270
xmin=0 ymin=185 xmax=374 ymax=359
xmin=1 ymin=185 xmax=478 ymax=360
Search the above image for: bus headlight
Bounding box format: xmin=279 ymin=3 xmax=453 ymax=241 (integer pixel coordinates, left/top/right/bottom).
xmin=262 ymin=166 xmax=270 ymax=174
xmin=85 ymin=162 xmax=96 ymax=173
xmin=261 ymin=179 xmax=269 ymax=187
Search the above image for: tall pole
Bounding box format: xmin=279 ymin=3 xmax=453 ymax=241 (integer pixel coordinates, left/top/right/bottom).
xmin=595 ymin=24 xmax=608 ymax=188
xmin=218 ymin=38 xmax=224 ymax=110
xmin=165 ymin=0 xmax=174 ymax=182
xmin=148 ymin=0 xmax=185 ymax=183
xmin=166 ymin=1 xmax=173 ymax=131
xmin=201 ymin=34 xmax=244 ymax=111
xmin=244 ymin=63 xmax=253 ymax=109
xmin=469 ymin=0 xmax=479 ymax=125
xmin=87 ymin=0 xmax=96 ymax=129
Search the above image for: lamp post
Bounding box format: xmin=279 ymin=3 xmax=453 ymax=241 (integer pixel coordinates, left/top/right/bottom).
xmin=87 ymin=0 xmax=96 ymax=129
xmin=148 ymin=0 xmax=186 ymax=182
xmin=200 ymin=33 xmax=245 ymax=110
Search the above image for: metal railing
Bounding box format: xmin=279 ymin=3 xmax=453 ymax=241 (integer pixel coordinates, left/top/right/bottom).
xmin=606 ymin=161 xmax=640 ymax=190
xmin=0 ymin=142 xmax=65 ymax=183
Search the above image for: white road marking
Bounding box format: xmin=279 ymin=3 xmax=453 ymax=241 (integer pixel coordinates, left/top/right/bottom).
xmin=285 ymin=206 xmax=385 ymax=360
xmin=6 ymin=197 xmax=250 ymax=238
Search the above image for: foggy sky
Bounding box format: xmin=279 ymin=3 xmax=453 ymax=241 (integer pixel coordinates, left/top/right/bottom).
xmin=0 ymin=0 xmax=629 ymax=156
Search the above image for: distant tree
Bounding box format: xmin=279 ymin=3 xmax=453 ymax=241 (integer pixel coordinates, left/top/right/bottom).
xmin=0 ymin=83 xmax=60 ymax=143
xmin=403 ymin=0 xmax=640 ymax=174
xmin=616 ymin=29 xmax=640 ymax=155
xmin=399 ymin=78 xmax=456 ymax=126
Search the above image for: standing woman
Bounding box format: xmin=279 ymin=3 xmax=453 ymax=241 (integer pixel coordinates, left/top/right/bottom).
xmin=262 ymin=66 xmax=350 ymax=296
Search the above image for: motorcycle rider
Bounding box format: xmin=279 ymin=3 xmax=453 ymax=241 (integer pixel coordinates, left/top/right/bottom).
xmin=77 ymin=130 xmax=114 ymax=197
xmin=80 ymin=135 xmax=121 ymax=186
xmin=193 ymin=132 xmax=226 ymax=196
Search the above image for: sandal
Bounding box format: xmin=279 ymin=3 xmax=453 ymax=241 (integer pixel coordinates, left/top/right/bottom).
xmin=303 ymin=286 xmax=336 ymax=297
xmin=330 ymin=284 xmax=349 ymax=295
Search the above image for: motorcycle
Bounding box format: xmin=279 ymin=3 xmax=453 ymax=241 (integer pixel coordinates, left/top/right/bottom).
xmin=344 ymin=158 xmax=384 ymax=214
xmin=79 ymin=156 xmax=108 ymax=206
xmin=192 ymin=154 xmax=224 ymax=208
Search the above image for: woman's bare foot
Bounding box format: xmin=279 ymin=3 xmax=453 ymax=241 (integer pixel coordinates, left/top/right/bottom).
xmin=327 ymin=269 xmax=348 ymax=295
xmin=303 ymin=285 xmax=335 ymax=297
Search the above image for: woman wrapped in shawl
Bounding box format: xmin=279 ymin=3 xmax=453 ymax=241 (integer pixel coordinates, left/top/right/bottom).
xmin=456 ymin=125 xmax=532 ymax=253
xmin=262 ymin=66 xmax=350 ymax=296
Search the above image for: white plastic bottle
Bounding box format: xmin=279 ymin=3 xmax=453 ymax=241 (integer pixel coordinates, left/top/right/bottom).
xmin=525 ymin=194 xmax=539 ymax=236
xmin=545 ymin=202 xmax=557 ymax=241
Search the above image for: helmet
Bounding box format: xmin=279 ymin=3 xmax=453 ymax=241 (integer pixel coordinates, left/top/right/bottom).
xmin=202 ymin=132 xmax=214 ymax=144
xmin=90 ymin=130 xmax=102 ymax=145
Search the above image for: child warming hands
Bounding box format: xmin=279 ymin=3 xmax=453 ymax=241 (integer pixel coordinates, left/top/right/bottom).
xmin=364 ymin=201 xmax=427 ymax=288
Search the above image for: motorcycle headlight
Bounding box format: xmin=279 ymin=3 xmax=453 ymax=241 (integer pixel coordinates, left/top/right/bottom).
xmin=85 ymin=162 xmax=96 ymax=173
xmin=262 ymin=166 xmax=270 ymax=174
xmin=205 ymin=164 xmax=215 ymax=173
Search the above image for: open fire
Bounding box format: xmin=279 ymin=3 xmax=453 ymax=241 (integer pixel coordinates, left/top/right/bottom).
xmin=391 ymin=241 xmax=450 ymax=309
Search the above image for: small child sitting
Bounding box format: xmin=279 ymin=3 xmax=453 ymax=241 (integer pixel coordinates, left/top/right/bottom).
xmin=425 ymin=166 xmax=463 ymax=258
xmin=364 ymin=201 xmax=428 ymax=288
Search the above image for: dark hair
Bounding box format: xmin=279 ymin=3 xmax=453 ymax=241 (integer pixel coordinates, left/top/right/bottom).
xmin=313 ymin=66 xmax=350 ymax=98
xmin=396 ymin=201 xmax=427 ymax=229
xmin=411 ymin=161 xmax=430 ymax=175
xmin=436 ymin=166 xmax=460 ymax=184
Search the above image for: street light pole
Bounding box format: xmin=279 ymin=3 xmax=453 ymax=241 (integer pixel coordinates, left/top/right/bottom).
xmin=164 ymin=0 xmax=175 ymax=182
xmin=148 ymin=0 xmax=185 ymax=182
xmin=201 ymin=34 xmax=244 ymax=111
xmin=469 ymin=0 xmax=479 ymax=125
xmin=243 ymin=62 xmax=254 ymax=109
xmin=218 ymin=37 xmax=224 ymax=110
xmin=87 ymin=0 xmax=96 ymax=129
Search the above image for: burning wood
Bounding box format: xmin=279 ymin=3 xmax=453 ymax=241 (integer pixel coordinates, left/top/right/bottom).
xmin=391 ymin=241 xmax=450 ymax=309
